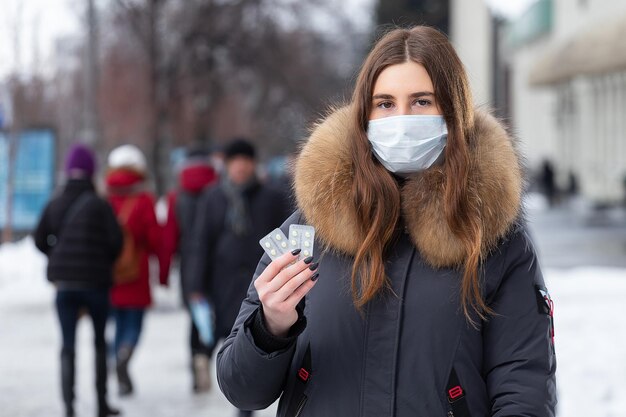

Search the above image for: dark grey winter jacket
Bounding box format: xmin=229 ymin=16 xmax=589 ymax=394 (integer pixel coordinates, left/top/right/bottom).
xmin=186 ymin=180 xmax=291 ymax=336
xmin=34 ymin=179 xmax=123 ymax=288
xmin=217 ymin=108 xmax=557 ymax=417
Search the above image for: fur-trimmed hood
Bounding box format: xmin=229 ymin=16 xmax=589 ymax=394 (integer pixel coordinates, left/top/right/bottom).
xmin=293 ymin=107 xmax=523 ymax=268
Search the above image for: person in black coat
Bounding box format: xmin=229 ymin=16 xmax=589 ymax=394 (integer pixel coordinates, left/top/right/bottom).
xmin=34 ymin=144 xmax=123 ymax=417
xmin=216 ymin=27 xmax=556 ymax=417
xmin=161 ymin=146 xmax=219 ymax=392
xmin=186 ymin=138 xmax=291 ymax=416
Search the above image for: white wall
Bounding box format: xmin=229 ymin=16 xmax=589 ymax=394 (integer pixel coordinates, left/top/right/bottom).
xmin=510 ymin=37 xmax=558 ymax=171
xmin=450 ymin=0 xmax=493 ymax=106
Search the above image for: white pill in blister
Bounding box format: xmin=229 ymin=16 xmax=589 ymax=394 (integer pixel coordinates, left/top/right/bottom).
xmin=281 ymin=242 xmax=287 ymax=248
xmin=291 ymin=239 xmax=297 ymax=246
xmin=292 ymin=231 xmax=298 ymax=236
xmin=275 ymin=234 xmax=282 ymax=240
xmin=303 ymin=250 xmax=310 ymax=256
xmin=270 ymin=249 xmax=277 ymax=256
xmin=304 ymin=241 xmax=310 ymax=247
xmin=265 ymin=242 xmax=271 ymax=248
xmin=305 ymin=232 xmax=311 ymax=238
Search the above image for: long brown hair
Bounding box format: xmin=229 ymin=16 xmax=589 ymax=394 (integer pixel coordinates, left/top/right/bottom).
xmin=349 ymin=26 xmax=490 ymax=322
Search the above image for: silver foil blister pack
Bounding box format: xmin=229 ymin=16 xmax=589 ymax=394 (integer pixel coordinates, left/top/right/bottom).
xmin=288 ymin=224 xmax=315 ymax=260
xmin=259 ymin=224 xmax=315 ymax=261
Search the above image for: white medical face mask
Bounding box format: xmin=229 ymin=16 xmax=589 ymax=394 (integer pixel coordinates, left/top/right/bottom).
xmin=367 ymin=115 xmax=447 ymax=175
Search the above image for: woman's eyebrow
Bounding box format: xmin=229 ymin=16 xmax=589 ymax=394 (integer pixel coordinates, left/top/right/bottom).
xmin=409 ymin=92 xmax=435 ymax=98
xmin=372 ymin=92 xmax=435 ymax=100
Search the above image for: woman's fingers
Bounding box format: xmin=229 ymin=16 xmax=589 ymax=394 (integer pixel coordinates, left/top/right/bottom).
xmin=254 ymin=248 xmax=320 ymax=337
xmin=271 ymin=262 xmax=319 ymax=303
xmin=255 ymin=249 xmax=301 ymax=285
xmin=264 ymin=257 xmax=315 ymax=294
xmin=262 ymin=269 xmax=318 ymax=335
xmin=283 ymin=275 xmax=318 ymax=308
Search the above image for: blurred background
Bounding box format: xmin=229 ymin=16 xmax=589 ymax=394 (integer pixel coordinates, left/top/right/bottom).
xmin=1 ymin=0 xmax=626 ymax=416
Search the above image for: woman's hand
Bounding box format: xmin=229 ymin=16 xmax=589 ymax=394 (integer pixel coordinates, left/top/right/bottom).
xmin=254 ymin=249 xmax=319 ymax=337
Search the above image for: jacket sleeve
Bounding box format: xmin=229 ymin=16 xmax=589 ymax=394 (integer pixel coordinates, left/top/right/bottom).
xmin=102 ymin=199 xmax=124 ymax=261
xmin=33 ymin=204 xmax=52 ymax=255
xmin=159 ymin=192 xmax=180 ymax=286
xmin=137 ymin=193 xmax=168 ymax=285
xmin=483 ymin=227 xmax=557 ymax=417
xmin=216 ymin=212 xmax=303 ymax=410
xmin=184 ymin=189 xmax=221 ymax=296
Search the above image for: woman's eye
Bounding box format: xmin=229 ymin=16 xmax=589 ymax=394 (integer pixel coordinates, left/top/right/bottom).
xmin=377 ymin=101 xmax=394 ymax=109
xmin=414 ymin=99 xmax=431 ymax=107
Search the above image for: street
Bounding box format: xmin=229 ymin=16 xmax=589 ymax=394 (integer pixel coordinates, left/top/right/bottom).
xmin=1 ymin=196 xmax=626 ymax=417
xmin=0 ymin=280 xmax=277 ymax=417
xmin=526 ymin=196 xmax=626 ymax=269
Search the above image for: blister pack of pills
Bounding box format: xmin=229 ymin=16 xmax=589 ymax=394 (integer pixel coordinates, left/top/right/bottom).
xmin=259 ymin=228 xmax=290 ymax=261
xmin=288 ymin=224 xmax=315 ymax=260
xmin=259 ymin=224 xmax=316 ymax=261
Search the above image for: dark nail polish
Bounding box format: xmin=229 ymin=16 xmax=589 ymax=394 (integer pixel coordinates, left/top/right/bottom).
xmin=311 ymin=273 xmax=320 ymax=282
xmin=291 ymin=248 xmax=302 ymax=256
xmin=309 ymin=262 xmax=319 ymax=271
xmin=303 ymin=256 xmax=314 ymax=264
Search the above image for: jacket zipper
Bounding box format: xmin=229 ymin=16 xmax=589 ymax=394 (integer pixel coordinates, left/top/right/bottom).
xmin=447 ymin=411 xmax=455 ymax=417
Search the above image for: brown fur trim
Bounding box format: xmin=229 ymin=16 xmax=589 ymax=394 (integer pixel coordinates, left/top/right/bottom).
xmin=293 ymin=107 xmax=522 ymax=268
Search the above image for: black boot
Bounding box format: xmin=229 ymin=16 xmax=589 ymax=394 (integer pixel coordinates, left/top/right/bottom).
xmin=116 ymin=346 xmax=134 ymax=396
xmin=96 ymin=348 xmax=121 ymax=417
xmin=61 ymin=350 xmax=75 ymax=417
xmin=192 ymin=353 xmax=211 ymax=393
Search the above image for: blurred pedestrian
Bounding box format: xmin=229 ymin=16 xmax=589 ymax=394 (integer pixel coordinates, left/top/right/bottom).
xmin=34 ymin=143 xmax=123 ymax=417
xmin=540 ymin=159 xmax=558 ymax=207
xmin=187 ymin=138 xmax=291 ymax=417
xmin=216 ymin=26 xmax=557 ymax=416
xmin=161 ymin=146 xmax=218 ymax=392
xmin=105 ymin=144 xmax=167 ymax=396
xmin=567 ymin=170 xmax=579 ymax=196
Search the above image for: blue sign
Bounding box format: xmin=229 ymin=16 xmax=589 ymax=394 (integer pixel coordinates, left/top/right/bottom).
xmin=0 ymin=130 xmax=56 ymax=231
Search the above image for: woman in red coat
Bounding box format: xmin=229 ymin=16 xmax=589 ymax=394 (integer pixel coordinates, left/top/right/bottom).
xmin=105 ymin=144 xmax=167 ymax=396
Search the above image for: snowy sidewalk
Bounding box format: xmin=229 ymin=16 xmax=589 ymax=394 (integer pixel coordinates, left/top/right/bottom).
xmin=0 ymin=238 xmax=277 ymax=417
xmin=2 ymin=198 xmax=626 ymax=416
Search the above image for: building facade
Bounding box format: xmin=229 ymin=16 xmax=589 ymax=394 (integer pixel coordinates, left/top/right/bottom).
xmin=508 ymin=0 xmax=626 ymax=203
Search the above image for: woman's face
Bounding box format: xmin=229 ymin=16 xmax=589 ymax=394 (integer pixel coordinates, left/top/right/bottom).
xmin=369 ymin=61 xmax=442 ymax=120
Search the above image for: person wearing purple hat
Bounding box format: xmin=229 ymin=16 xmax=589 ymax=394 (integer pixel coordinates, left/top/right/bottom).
xmin=65 ymin=143 xmax=96 ymax=178
xmin=34 ymin=143 xmax=124 ymax=417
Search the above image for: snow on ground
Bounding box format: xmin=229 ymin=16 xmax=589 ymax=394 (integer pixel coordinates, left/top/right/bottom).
xmin=0 ymin=236 xmax=52 ymax=307
xmin=546 ymin=268 xmax=626 ymax=417
xmin=1 ymin=237 xmax=626 ymax=416
xmin=0 ymin=238 xmax=277 ymax=417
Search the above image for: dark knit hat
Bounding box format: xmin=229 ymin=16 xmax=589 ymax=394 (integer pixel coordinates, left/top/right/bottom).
xmin=65 ymin=143 xmax=96 ymax=178
xmin=223 ymin=138 xmax=256 ymax=160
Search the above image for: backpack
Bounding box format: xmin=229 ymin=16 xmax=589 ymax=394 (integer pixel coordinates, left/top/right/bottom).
xmin=113 ymin=198 xmax=141 ymax=285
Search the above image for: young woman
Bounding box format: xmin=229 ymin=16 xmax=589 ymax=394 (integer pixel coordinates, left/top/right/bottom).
xmin=216 ymin=26 xmax=557 ymax=417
